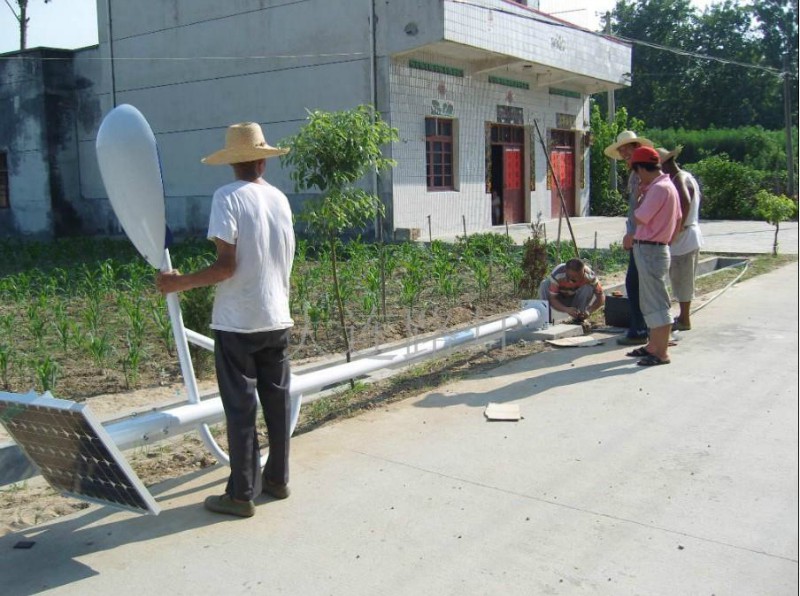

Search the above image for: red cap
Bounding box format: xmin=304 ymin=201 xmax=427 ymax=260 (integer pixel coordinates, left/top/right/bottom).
xmin=630 ymin=146 xmax=660 ymax=165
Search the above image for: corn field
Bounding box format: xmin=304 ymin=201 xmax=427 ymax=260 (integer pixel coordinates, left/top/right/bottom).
xmin=0 ymin=234 xmax=628 ymax=400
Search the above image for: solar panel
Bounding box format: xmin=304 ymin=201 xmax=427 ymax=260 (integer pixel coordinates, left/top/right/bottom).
xmin=0 ymin=391 xmax=160 ymax=515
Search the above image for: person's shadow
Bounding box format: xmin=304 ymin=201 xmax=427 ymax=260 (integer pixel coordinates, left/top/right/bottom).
xmin=414 ymin=339 xmax=647 ymax=410
xmin=0 ymin=463 xmax=273 ymax=594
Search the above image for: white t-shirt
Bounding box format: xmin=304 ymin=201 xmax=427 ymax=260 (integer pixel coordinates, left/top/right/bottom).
xmin=670 ymin=172 xmax=704 ymax=256
xmin=206 ymin=179 xmax=295 ymax=333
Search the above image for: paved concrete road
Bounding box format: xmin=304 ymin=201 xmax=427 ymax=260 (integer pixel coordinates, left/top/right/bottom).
xmin=434 ymin=217 xmax=799 ymax=255
xmin=1 ymin=265 xmax=797 ymax=595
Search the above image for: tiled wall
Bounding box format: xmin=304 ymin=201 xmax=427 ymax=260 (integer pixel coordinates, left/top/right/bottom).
xmin=389 ymin=57 xmax=589 ymax=236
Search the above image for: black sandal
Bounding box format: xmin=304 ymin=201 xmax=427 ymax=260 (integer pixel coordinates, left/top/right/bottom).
xmin=626 ymin=347 xmax=651 ymax=358
xmin=637 ymin=354 xmax=670 ymax=366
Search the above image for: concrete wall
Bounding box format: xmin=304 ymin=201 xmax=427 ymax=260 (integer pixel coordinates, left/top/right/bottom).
xmin=87 ymin=0 xmax=376 ymax=235
xmin=0 ymin=48 xmax=85 ymax=238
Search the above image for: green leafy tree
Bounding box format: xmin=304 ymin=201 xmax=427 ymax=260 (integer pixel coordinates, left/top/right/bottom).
xmin=686 ymin=154 xmax=765 ymax=219
xmin=752 ymin=0 xmax=799 ymax=128
xmin=606 ymin=0 xmax=797 ymax=129
xmin=754 ymin=190 xmax=798 ymax=255
xmin=689 ymin=1 xmax=781 ymax=128
xmin=4 ymin=0 xmax=54 ymax=50
xmin=589 ymin=104 xmax=647 ymax=216
xmin=608 ymin=0 xmax=696 ymax=127
xmin=280 ymin=105 xmax=398 ymax=367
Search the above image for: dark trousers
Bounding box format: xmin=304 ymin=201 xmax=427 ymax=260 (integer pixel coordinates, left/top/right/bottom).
xmin=214 ymin=328 xmax=291 ymax=501
xmin=625 ymin=251 xmax=648 ymax=338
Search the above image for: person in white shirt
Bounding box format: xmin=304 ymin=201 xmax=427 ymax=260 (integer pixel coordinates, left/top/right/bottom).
xmin=157 ymin=122 xmax=295 ymax=518
xmin=657 ymin=147 xmax=704 ymax=331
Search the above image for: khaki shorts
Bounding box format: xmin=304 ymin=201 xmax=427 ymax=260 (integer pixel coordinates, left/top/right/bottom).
xmin=669 ymin=250 xmax=699 ymax=303
xmin=633 ymin=243 xmax=672 ymax=329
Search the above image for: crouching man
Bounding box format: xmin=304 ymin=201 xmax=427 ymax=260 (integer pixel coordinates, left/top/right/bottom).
xmin=539 ymin=258 xmax=605 ymax=323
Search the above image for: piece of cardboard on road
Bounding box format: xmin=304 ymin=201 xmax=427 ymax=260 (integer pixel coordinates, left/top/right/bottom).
xmin=484 ymin=402 xmax=522 ymax=421
xmin=545 ymin=335 xmax=603 ymax=348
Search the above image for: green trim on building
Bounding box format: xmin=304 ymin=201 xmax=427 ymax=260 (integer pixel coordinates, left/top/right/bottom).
xmin=549 ymin=87 xmax=581 ymax=99
xmin=409 ymin=59 xmax=464 ymax=77
xmin=488 ymin=75 xmax=529 ymax=90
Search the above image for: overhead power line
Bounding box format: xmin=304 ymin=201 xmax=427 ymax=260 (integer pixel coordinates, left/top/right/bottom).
xmin=617 ymin=35 xmax=784 ymax=78
xmin=0 ymin=0 xmax=791 ymax=79
xmin=450 ymin=0 xmax=788 ymax=78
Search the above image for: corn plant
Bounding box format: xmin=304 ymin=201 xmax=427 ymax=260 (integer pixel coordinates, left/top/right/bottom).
xmin=85 ymin=332 xmax=113 ymax=370
xmin=430 ymin=241 xmax=461 ymax=305
xmin=26 ymin=302 xmax=47 ymax=348
xmin=398 ymin=247 xmax=426 ymax=320
xmin=150 ymin=298 xmax=174 ymax=356
xmin=78 ymin=263 xmax=100 ymax=297
xmin=0 ymin=277 xmax=19 ymax=300
xmin=463 ymin=255 xmax=490 ymax=301
xmin=97 ymin=259 xmax=119 ymax=295
xmin=120 ymin=260 xmax=152 ymax=293
xmin=122 ymin=332 xmax=145 ymax=389
xmin=0 ymin=344 xmax=12 ymax=389
xmin=120 ymin=295 xmax=147 ymax=345
xmin=361 ymin=265 xmax=381 ymax=317
xmin=82 ymin=297 xmax=102 ymax=334
xmin=504 ymin=261 xmax=525 ymax=295
xmin=34 ymin=355 xmax=59 ymax=393
xmin=306 ymin=293 xmax=332 ymax=341
xmin=48 ymin=267 xmax=69 ymax=294
xmin=52 ymin=308 xmax=72 ymax=352
xmin=0 ymin=313 xmax=13 ymax=338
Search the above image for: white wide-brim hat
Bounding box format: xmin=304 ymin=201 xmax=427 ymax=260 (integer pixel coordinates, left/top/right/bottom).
xmin=603 ymin=130 xmax=654 ymax=160
xmin=656 ymin=146 xmax=683 ymax=164
xmin=202 ymin=122 xmax=289 ymax=165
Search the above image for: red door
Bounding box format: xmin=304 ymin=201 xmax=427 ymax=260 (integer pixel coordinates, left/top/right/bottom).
xmin=503 ymin=146 xmax=524 ymax=224
xmin=550 ymin=133 xmax=575 ymax=217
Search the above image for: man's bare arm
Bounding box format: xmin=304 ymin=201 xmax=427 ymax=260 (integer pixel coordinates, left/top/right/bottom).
xmin=674 ymin=172 xmax=692 ymax=228
xmin=156 ymin=238 xmax=236 ymax=295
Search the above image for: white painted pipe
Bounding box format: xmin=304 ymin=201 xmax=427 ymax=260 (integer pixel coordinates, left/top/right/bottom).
xmin=106 ymin=304 xmax=546 ymax=451
xmin=162 ymin=249 xmax=230 ymax=464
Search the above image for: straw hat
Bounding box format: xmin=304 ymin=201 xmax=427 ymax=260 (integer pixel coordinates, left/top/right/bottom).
xmin=603 ymin=130 xmax=654 ymax=160
xmin=655 ymin=146 xmax=683 ymax=164
xmin=201 ymin=122 xmax=289 ymax=165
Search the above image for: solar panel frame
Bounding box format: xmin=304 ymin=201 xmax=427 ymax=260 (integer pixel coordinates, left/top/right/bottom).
xmin=0 ymin=391 xmax=160 ymax=515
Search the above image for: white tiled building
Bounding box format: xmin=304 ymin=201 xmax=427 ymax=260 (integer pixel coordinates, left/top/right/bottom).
xmin=0 ymin=0 xmax=631 ymax=239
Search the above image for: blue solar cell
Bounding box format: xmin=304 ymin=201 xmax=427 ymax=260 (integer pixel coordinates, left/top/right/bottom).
xmin=0 ymin=391 xmax=160 ymax=515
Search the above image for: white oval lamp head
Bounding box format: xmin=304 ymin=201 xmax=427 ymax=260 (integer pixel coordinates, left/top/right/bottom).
xmin=96 ymin=104 xmax=167 ymax=269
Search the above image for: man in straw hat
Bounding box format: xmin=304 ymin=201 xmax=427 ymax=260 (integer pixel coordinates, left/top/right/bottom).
xmin=157 ymin=122 xmax=294 ymax=517
xmin=625 ymin=146 xmax=681 ymax=366
xmin=604 ymin=130 xmax=654 ymax=346
xmin=657 ymin=146 xmax=704 ymax=332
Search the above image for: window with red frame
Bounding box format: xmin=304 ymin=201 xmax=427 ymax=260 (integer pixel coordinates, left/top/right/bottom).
xmin=0 ymin=152 xmax=8 ymax=209
xmin=425 ymin=117 xmax=455 ymax=191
